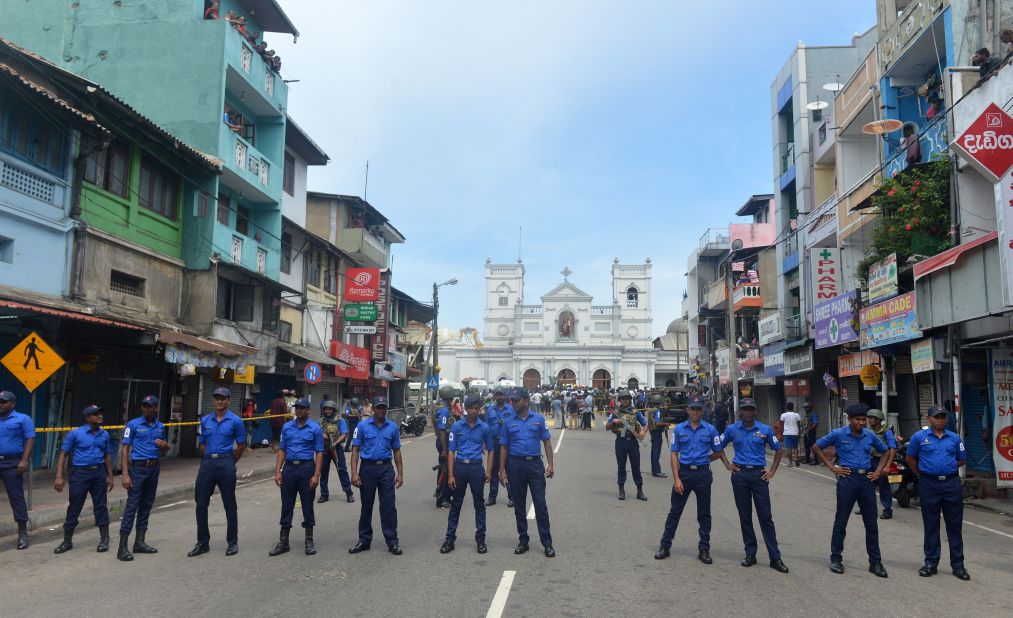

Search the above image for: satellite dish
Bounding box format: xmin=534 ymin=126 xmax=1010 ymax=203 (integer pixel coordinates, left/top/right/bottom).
xmin=862 ymin=119 xmax=904 ymax=135
xmin=731 ymin=239 xmax=744 ymax=251
xmin=823 ymin=82 xmax=844 ymax=93
xmin=806 ymin=101 xmax=829 ymax=111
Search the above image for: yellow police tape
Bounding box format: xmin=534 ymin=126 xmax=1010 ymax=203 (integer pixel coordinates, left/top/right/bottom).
xmin=32 ymin=413 xmax=293 ymax=433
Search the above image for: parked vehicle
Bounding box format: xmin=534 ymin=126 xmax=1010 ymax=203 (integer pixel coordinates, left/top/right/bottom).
xmin=892 ymin=439 xmax=918 ymax=508
xmin=400 ymin=409 xmax=427 ymax=437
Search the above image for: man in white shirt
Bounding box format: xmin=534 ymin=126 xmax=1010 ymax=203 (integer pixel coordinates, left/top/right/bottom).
xmin=779 ymin=402 xmax=802 ymax=467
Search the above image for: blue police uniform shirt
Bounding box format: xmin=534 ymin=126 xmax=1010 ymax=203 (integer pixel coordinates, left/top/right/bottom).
xmin=352 ymin=417 xmax=401 ymax=460
xmin=280 ymin=419 xmax=325 ymax=461
xmin=815 ymin=426 xmax=889 ymax=469
xmin=122 ymin=417 xmax=166 ymax=460
xmin=449 ymin=419 xmax=494 ymax=460
xmin=809 ymin=411 xmax=819 ymax=426
xmin=338 ymin=417 xmax=349 ymax=434
xmin=607 ymin=411 xmax=648 ymax=438
xmin=198 ymin=411 xmax=246 ymax=455
xmin=907 ymin=428 xmax=966 ymax=476
xmin=485 ymin=402 xmax=515 ymax=428
xmin=670 ymin=420 xmax=722 ymax=465
xmin=436 ymin=406 xmax=451 ymax=431
xmin=653 ymin=409 xmax=662 ymax=425
xmin=499 ymin=412 xmax=550 ymax=457
xmin=61 ymin=425 xmax=110 ymax=466
xmin=0 ymin=410 xmax=36 ymax=456
xmin=720 ymin=421 xmax=781 ymax=466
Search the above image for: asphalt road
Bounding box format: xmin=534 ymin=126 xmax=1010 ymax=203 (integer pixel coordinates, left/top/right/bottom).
xmin=3 ymin=417 xmax=1013 ymax=617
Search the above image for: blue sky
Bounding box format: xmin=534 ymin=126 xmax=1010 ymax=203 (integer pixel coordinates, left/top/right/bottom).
xmin=274 ymin=1 xmax=875 ymax=337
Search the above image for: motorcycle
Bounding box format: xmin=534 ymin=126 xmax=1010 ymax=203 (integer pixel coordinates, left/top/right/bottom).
xmin=400 ymin=409 xmax=427 ymax=437
xmin=891 ymin=440 xmax=919 ymax=508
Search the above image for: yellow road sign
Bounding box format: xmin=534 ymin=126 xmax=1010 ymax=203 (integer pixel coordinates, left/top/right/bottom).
xmin=1 ymin=331 xmax=65 ymax=392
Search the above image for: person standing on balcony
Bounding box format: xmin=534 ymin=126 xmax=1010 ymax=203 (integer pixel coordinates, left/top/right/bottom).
xmin=903 ymin=124 xmax=922 ymax=168
xmin=204 ymin=2 xmax=219 ymax=20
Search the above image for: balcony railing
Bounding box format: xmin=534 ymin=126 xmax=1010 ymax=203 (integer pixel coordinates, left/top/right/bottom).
xmin=884 ymin=118 xmax=948 ymax=179
xmin=785 ymin=313 xmax=804 ymax=340
xmin=707 ymin=279 xmax=728 ymax=309
xmin=732 ymin=283 xmax=761 ymax=312
xmin=698 ymin=228 xmax=730 ymax=253
xmin=223 ymin=22 xmax=287 ymax=112
xmin=519 ymin=305 xmax=543 ymax=315
xmin=591 ymin=305 xmax=614 ymax=316
xmin=780 ymin=142 xmax=796 ymax=174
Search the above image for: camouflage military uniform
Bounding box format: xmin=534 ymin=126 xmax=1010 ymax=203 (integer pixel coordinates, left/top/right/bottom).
xmin=318 ymin=408 xmax=353 ymax=501
xmin=608 ymin=391 xmax=647 ymax=501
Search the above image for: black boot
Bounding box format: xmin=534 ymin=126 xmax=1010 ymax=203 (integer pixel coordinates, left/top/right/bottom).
xmin=636 ymin=487 xmax=647 ymax=501
xmin=269 ymin=528 xmax=290 ymax=556
xmin=54 ymin=530 xmax=73 ymax=554
xmin=305 ymin=527 xmax=316 ymax=556
xmin=132 ymin=530 xmax=158 ymax=554
xmin=16 ymin=521 xmax=29 ymax=550
xmin=97 ymin=526 xmax=110 ymax=552
xmin=117 ymin=534 xmax=134 ymax=562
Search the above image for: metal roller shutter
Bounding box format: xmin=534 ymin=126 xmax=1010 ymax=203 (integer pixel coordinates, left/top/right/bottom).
xmin=842 ymin=376 xmax=860 ymax=405
xmin=809 ymin=378 xmax=831 ymax=432
xmin=895 ymin=354 xmax=912 ymax=375
xmin=178 ymin=375 xmax=202 ymax=457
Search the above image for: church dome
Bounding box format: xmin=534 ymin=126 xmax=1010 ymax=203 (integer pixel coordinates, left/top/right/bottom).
xmin=666 ymin=318 xmax=685 ymax=335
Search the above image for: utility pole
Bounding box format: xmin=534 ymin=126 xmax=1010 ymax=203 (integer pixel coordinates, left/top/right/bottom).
xmin=726 ymin=255 xmax=738 ymax=414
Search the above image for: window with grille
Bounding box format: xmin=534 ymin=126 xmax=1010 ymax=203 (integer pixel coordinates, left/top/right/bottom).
xmin=280 ymin=232 xmax=292 ymax=274
xmin=626 ymin=287 xmax=639 ymax=308
xmin=283 ymin=152 xmax=295 ymax=195
xmin=236 ymin=205 xmax=250 ymax=236
xmin=138 ymin=156 xmax=179 ymax=220
xmin=82 ymin=137 xmax=129 ymax=198
xmin=109 ymin=270 xmax=145 ymax=297
xmin=196 ymin=191 xmax=209 ymax=217
xmin=231 ymin=236 xmax=243 ymax=263
xmin=0 ymin=90 xmax=66 ymax=174
xmin=306 ymin=250 xmax=320 ymax=288
xmin=498 ymin=296 xmax=508 ymax=306
xmin=217 ymin=193 xmax=231 ymax=225
xmin=256 ymin=248 xmax=266 ymax=274
xmin=279 ymin=320 xmax=293 ymax=343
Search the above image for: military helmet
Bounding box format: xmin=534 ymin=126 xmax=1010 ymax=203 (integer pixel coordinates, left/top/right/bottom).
xmin=438 ymin=385 xmax=461 ymax=401
xmin=616 ymin=389 xmax=632 ymax=399
xmin=351 ymin=398 xmax=359 ymax=405
xmin=866 ymin=408 xmax=885 ymax=420
xmin=651 ymin=394 xmax=664 ymax=404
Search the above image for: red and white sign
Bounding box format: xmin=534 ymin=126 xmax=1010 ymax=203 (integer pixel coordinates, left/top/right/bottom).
xmin=987 ymin=348 xmax=1013 ymax=487
xmin=809 ymin=247 xmax=841 ymax=302
xmin=330 ymin=340 xmax=370 ymax=380
xmin=951 ymin=103 xmax=1013 ymax=182
xmin=372 ymin=271 xmax=391 ymax=362
xmin=343 ymin=268 xmax=380 ymax=301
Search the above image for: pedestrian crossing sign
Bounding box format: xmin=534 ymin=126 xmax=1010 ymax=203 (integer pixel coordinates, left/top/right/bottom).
xmin=1 ymin=331 xmax=65 ymax=392
xmin=426 ymin=375 xmax=439 ymax=390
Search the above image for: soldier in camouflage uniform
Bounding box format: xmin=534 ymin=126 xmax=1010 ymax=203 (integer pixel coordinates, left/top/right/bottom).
xmin=606 ymin=390 xmax=648 ymax=501
xmin=318 ymin=401 xmax=354 ymax=503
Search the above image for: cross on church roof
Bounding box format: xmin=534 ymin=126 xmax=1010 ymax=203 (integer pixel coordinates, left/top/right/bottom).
xmin=561 ymin=266 xmax=572 ymax=280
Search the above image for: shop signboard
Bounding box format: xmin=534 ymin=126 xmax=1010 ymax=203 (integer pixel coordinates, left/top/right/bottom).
xmin=758 ymin=313 xmax=783 ymax=345
xmin=344 ymin=268 xmax=381 ymax=301
xmin=784 ymin=345 xmax=814 ymax=376
xmin=762 ymin=341 xmax=786 ymax=377
xmin=986 ymin=348 xmax=1013 ymax=487
xmin=860 ymin=292 xmax=922 ymax=349
xmin=868 ymin=253 xmax=898 ymax=303
xmin=809 ymin=247 xmax=842 ymax=302
xmin=910 ymin=338 xmax=935 ymax=374
xmin=716 ymin=347 xmax=730 ymax=384
xmin=330 ymin=340 xmax=370 ymax=380
xmin=814 ymin=290 xmax=858 ymax=349
xmin=838 ymin=350 xmax=880 ymax=377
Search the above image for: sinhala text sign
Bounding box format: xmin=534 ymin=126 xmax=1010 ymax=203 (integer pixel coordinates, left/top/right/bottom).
xmin=860 ymin=291 xmax=922 ymax=349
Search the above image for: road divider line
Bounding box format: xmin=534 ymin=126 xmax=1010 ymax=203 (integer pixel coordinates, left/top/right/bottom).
xmin=152 ymin=500 xmax=188 ymax=511
xmin=965 ymin=520 xmax=1013 ymax=540
xmin=553 ymin=429 xmax=566 ymax=454
xmin=486 ymin=570 xmax=516 ymax=618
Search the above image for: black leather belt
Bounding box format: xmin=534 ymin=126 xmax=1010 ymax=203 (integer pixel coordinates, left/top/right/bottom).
xmin=131 ymin=459 xmax=160 ymax=467
xmin=511 ymin=455 xmax=540 ymax=461
xmin=931 ymin=473 xmax=958 ymax=481
xmin=208 ymin=453 xmax=228 ymax=459
xmin=285 ymin=460 xmax=307 ymax=465
xmin=457 ymin=458 xmax=481 ymax=465
xmin=361 ymin=459 xmax=391 ymax=465
xmin=854 ymin=469 xmax=868 ymax=475
xmin=682 ymin=465 xmax=706 ymax=471
xmin=74 ymin=465 xmax=100 ymax=470
xmin=740 ymin=465 xmax=763 ymax=470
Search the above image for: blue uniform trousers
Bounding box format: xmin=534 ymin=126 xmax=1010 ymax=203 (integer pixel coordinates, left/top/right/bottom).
xmin=0 ymin=459 xmax=28 ymax=522
xmin=615 ymin=438 xmax=643 ymax=487
xmin=119 ymin=463 xmax=160 ymax=535
xmin=320 ymin=448 xmax=352 ymax=497
xmin=195 ymin=457 xmax=238 ymax=544
xmin=919 ymin=476 xmax=964 ymax=568
xmin=831 ymin=473 xmax=881 ymax=564
xmin=659 ymin=467 xmax=712 ymax=551
xmin=649 ymin=430 xmax=664 ymax=475
xmin=279 ymin=461 xmax=315 ymax=529
xmin=506 ymin=456 xmax=552 ymax=547
xmin=730 ymin=468 xmax=781 ymax=560
xmin=876 ymin=474 xmax=893 ymax=513
xmin=357 ymin=461 xmax=398 ymax=546
xmin=487 ymin=440 xmax=511 ymax=502
xmin=445 ymin=461 xmax=487 ymax=542
xmin=64 ymin=466 xmax=109 ymax=531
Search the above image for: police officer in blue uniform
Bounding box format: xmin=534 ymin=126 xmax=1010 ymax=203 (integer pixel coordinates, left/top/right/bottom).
xmin=654 ymin=396 xmax=721 ymax=564
xmin=717 ymin=397 xmax=789 ymax=573
xmin=269 ymin=398 xmax=324 ymax=557
xmin=905 ymin=405 xmax=970 ymax=580
xmin=53 ymin=404 xmax=114 ymax=554
xmin=188 ymin=386 xmax=246 ymax=557
xmin=606 ymin=390 xmax=648 ymax=501
xmin=484 ymin=387 xmax=514 ymax=507
xmin=441 ymin=394 xmax=494 ymax=554
xmin=813 ymin=403 xmax=890 ymax=577
xmin=0 ymin=390 xmax=35 ymax=550
xmin=434 ymin=393 xmax=454 ymax=508
xmin=498 ymin=387 xmax=555 ymax=557
xmin=116 ymin=395 xmax=169 ymax=561
xmin=318 ymin=400 xmax=354 ymax=503
xmin=349 ymin=396 xmax=405 ymax=555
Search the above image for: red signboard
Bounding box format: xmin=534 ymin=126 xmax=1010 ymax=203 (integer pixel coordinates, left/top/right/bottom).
xmin=344 ymin=268 xmax=381 ymax=301
xmin=372 ymin=271 xmax=391 ymax=362
xmin=951 ymin=103 xmax=1013 ymax=182
xmin=330 ymin=340 xmax=370 ymax=380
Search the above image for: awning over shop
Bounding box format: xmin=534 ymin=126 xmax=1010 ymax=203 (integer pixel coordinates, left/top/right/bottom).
xmin=277 ymin=341 xmax=351 ymax=367
xmin=158 ymin=329 xmax=257 ymax=370
xmin=0 ymin=297 xmax=145 ymax=331
xmin=914 ymin=233 xmax=1004 ymax=330
xmin=914 ymin=231 xmax=997 ymax=280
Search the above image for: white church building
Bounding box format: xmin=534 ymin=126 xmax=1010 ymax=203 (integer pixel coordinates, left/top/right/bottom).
xmin=438 ymin=259 xmax=666 ymax=390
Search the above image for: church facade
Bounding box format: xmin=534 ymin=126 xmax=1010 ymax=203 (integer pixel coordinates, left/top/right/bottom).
xmin=439 ymin=259 xmax=661 ymax=390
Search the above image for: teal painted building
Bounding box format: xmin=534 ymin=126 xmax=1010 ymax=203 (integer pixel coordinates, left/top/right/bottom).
xmin=1 ymin=0 xmax=297 ymax=280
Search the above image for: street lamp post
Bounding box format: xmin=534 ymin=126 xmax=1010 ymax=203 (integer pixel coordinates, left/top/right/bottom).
xmin=430 ymin=277 xmax=458 ymax=394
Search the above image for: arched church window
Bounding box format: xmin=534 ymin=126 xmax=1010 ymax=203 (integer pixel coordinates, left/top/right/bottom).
xmin=558 ymin=310 xmax=575 ymax=341
xmin=626 ymin=287 xmax=639 ymax=308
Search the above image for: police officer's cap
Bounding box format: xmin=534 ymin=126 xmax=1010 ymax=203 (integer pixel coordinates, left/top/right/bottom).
xmin=82 ymin=404 xmax=103 ymax=418
xmin=212 ymin=386 xmax=231 ymax=398
xmin=321 ymin=400 xmax=338 ymax=410
xmin=464 ymin=394 xmax=483 ymax=408
xmin=371 ymin=396 xmax=389 ymax=408
xmin=927 ymin=405 xmax=948 ymax=417
xmin=493 ymin=387 xmax=506 ymax=395
xmin=509 ymin=387 xmax=530 ymax=401
xmin=738 ymin=397 xmax=758 ymax=409
xmin=845 ymin=403 xmax=870 ymax=417
xmin=141 ymin=395 xmax=159 ymax=406
xmin=687 ymin=396 xmax=706 ymax=409
xmin=0 ymin=390 xmax=15 ymax=402
xmin=294 ymin=397 xmax=312 ymax=408
xmin=866 ymin=408 xmax=885 ymax=420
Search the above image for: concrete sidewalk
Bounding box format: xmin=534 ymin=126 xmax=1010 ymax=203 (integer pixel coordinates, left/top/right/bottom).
xmin=0 ymin=448 xmax=279 ymax=537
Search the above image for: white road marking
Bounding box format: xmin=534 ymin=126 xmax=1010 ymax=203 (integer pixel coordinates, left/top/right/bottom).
xmin=964 ymin=520 xmax=1013 ymax=540
xmin=527 ymin=503 xmax=535 ymax=520
xmin=152 ymin=500 xmax=188 ymax=511
xmin=486 ymin=570 xmax=516 ymax=618
xmin=553 ymin=429 xmax=566 ymax=454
